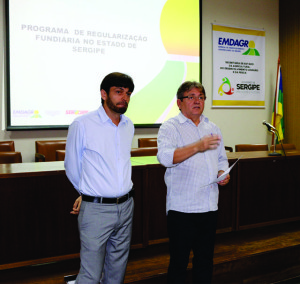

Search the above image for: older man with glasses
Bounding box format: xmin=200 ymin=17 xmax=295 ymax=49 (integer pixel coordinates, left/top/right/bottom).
xmin=157 ymin=81 xmax=230 ymax=284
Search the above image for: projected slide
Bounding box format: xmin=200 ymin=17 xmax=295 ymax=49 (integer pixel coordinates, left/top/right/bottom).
xmin=7 ymin=0 xmax=200 ymax=129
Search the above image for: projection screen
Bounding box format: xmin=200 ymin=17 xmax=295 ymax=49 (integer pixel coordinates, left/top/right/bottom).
xmin=5 ymin=0 xmax=201 ymax=129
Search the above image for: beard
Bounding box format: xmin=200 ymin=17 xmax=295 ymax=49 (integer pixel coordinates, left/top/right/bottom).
xmin=106 ymin=95 xmax=128 ymax=114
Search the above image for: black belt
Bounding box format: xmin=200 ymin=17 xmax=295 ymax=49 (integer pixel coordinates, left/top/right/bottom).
xmin=82 ymin=189 xmax=134 ymax=204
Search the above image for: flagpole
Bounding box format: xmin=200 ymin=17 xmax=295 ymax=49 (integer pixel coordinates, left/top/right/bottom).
xmin=272 ymin=56 xmax=280 ymax=145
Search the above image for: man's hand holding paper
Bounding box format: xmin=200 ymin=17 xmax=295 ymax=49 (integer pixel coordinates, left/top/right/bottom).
xmin=217 ymin=170 xmax=230 ymax=186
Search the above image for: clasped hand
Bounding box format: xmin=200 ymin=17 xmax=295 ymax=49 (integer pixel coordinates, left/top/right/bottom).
xmin=70 ymin=196 xmax=82 ymax=215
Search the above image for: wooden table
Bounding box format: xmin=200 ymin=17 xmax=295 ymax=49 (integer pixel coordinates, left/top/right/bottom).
xmin=1 ymin=151 xmax=299 ymax=269
xmin=227 ymin=150 xmax=300 ymax=230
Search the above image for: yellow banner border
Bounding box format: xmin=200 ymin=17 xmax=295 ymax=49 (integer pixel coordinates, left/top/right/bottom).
xmin=212 ymin=24 xmax=265 ymax=37
xmin=212 ymin=100 xmax=265 ymax=107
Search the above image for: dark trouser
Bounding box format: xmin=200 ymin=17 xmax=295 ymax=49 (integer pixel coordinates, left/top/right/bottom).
xmin=167 ymin=210 xmax=218 ymax=284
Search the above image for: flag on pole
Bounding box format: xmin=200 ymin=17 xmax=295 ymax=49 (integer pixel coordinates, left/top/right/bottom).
xmin=271 ymin=62 xmax=284 ymax=143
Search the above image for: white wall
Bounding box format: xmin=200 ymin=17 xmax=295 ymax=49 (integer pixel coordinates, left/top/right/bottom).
xmin=0 ymin=0 xmax=279 ymax=162
xmin=202 ymin=0 xmax=279 ymax=150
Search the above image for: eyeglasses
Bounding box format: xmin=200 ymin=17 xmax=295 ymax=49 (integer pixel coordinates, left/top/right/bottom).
xmin=180 ymin=95 xmax=206 ymax=102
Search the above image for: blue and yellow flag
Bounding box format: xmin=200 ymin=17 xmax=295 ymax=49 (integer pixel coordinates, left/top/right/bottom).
xmin=271 ymin=64 xmax=284 ymax=142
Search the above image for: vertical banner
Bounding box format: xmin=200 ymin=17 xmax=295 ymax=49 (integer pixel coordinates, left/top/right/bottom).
xmin=212 ymin=24 xmax=265 ymax=108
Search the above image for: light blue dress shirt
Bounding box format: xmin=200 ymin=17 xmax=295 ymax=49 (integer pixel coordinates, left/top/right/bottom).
xmin=64 ymin=106 xmax=134 ymax=198
xmin=157 ymin=112 xmax=229 ymax=214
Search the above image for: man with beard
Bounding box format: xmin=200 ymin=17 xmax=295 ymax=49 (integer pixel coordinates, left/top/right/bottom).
xmin=65 ymin=72 xmax=135 ymax=284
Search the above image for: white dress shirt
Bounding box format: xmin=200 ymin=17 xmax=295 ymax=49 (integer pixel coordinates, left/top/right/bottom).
xmin=157 ymin=112 xmax=228 ymax=214
xmin=64 ymin=106 xmax=134 ymax=198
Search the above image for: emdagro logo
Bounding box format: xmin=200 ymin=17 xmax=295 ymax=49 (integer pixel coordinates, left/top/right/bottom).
xmin=12 ymin=109 xmax=42 ymax=118
xmin=218 ymin=37 xmax=260 ymax=56
xmin=242 ymin=40 xmax=260 ymax=56
xmin=218 ymin=37 xmax=249 ymax=47
xmin=218 ymin=77 xmax=234 ymax=96
xmin=13 ymin=109 xmax=34 ymax=117
xmin=31 ymin=110 xmax=42 ymax=118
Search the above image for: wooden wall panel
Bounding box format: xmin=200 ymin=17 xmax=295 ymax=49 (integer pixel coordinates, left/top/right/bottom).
xmin=279 ymin=0 xmax=300 ymax=149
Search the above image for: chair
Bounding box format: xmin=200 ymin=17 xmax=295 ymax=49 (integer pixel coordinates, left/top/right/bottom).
xmin=130 ymin=147 xmax=158 ymax=157
xmin=270 ymin=143 xmax=296 ymax=151
xmin=35 ymin=140 xmax=66 ymax=162
xmin=138 ymin=138 xmax=157 ymax=148
xmin=56 ymin=150 xmax=66 ymax=161
xmin=235 ymin=144 xmax=268 ymax=152
xmin=0 ymin=141 xmax=15 ymax=151
xmin=0 ymin=152 xmax=22 ymax=164
xmin=225 ymin=146 xmax=233 ymax=152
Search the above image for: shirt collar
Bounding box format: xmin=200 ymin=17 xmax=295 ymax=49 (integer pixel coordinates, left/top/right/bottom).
xmin=178 ymin=112 xmax=209 ymax=125
xmin=98 ymin=105 xmax=128 ymax=125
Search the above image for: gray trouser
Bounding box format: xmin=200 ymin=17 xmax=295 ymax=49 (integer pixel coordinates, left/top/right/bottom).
xmin=75 ymin=197 xmax=134 ymax=284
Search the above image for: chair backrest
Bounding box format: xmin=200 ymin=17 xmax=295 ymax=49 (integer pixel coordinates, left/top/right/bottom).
xmin=56 ymin=150 xmax=66 ymax=161
xmin=130 ymin=147 xmax=158 ymax=157
xmin=0 ymin=141 xmax=15 ymax=152
xmin=35 ymin=140 xmax=66 ymax=162
xmin=235 ymin=144 xmax=268 ymax=152
xmin=270 ymin=143 xmax=296 ymax=151
xmin=138 ymin=138 xmax=157 ymax=148
xmin=0 ymin=151 xmax=22 ymax=164
xmin=225 ymin=146 xmax=233 ymax=152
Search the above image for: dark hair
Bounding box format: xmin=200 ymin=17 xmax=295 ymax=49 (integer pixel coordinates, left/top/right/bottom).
xmin=176 ymin=81 xmax=206 ymax=100
xmin=100 ymin=72 xmax=134 ymax=104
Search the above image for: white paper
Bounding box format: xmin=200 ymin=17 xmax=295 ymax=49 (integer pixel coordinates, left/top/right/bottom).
xmin=201 ymin=155 xmax=242 ymax=188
